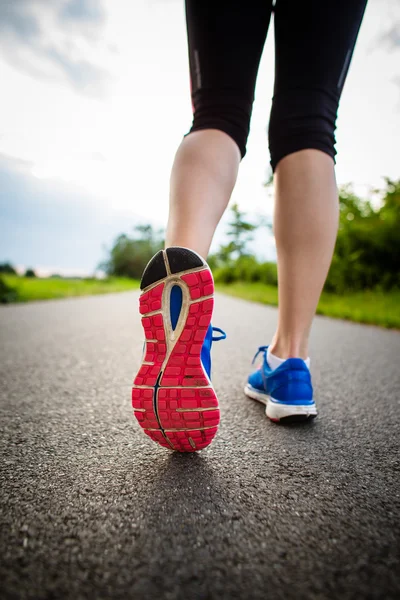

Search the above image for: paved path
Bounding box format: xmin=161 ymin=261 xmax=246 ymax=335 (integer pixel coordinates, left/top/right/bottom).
xmin=1 ymin=292 xmax=399 ymax=600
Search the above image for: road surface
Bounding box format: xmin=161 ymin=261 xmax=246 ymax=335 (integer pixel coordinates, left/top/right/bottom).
xmin=1 ymin=291 xmax=399 ymax=600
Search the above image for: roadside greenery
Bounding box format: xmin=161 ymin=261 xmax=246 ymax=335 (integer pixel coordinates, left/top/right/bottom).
xmin=0 ymin=275 xmax=137 ymax=303
xmin=0 ymin=276 xmax=18 ymax=303
xmin=0 ymin=263 xmax=17 ymax=275
xmin=100 ymin=224 xmax=163 ymax=279
xmin=99 ymin=177 xmax=400 ymax=296
xmin=211 ymin=180 xmax=400 ymax=328
xmin=1 ymin=179 xmax=398 ymax=328
xmin=210 ymin=179 xmax=400 ymax=295
xmin=217 ymin=282 xmax=400 ymax=329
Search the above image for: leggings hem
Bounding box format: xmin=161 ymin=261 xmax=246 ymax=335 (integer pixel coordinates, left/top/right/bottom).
xmin=187 ymin=124 xmax=247 ymax=158
xmin=271 ymin=143 xmax=336 ymax=172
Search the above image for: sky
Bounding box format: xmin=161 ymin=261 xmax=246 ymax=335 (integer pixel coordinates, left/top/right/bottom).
xmin=0 ymin=0 xmax=399 ymax=275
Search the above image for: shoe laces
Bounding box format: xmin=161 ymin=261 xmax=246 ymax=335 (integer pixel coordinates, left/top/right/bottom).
xmin=211 ymin=326 xmax=226 ymax=342
xmin=252 ymin=345 xmax=268 ymax=365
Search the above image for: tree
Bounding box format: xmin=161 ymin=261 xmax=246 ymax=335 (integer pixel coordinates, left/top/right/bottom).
xmin=227 ymin=203 xmax=257 ymax=256
xmin=25 ymin=268 xmax=36 ymax=278
xmin=326 ymin=179 xmax=400 ymax=292
xmin=0 ymin=263 xmax=17 ymax=275
xmin=100 ymin=223 xmax=164 ymax=279
xmin=214 ymin=203 xmax=257 ymax=265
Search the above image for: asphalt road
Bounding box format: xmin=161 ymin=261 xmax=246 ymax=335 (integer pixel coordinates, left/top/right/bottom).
xmin=1 ymin=291 xmax=399 ymax=600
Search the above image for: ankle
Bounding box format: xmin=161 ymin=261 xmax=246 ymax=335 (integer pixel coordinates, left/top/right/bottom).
xmin=269 ymin=336 xmax=309 ymax=361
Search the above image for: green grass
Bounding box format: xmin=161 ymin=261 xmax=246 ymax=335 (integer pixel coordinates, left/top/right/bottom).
xmin=3 ymin=275 xmax=398 ymax=329
xmin=2 ymin=275 xmax=138 ymax=303
xmin=216 ymin=282 xmax=400 ymax=329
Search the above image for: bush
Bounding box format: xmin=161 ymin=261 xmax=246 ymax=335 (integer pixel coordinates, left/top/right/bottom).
xmin=231 ymin=256 xmax=259 ymax=282
xmin=253 ymin=262 xmax=278 ymax=286
xmin=213 ymin=265 xmax=237 ymax=284
xmin=213 ymin=256 xmax=278 ymax=286
xmin=325 ymin=180 xmax=400 ymax=293
xmin=0 ymin=276 xmax=18 ymax=303
xmin=0 ymin=263 xmax=17 ymax=275
xmin=213 ymin=180 xmax=399 ymax=294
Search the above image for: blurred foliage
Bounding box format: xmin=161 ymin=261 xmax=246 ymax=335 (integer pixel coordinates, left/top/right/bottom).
xmin=25 ymin=268 xmax=36 ymax=278
xmin=213 ymin=256 xmax=278 ymax=286
xmin=0 ymin=262 xmax=17 ymax=274
xmin=4 ymin=179 xmax=395 ymax=303
xmin=220 ymin=202 xmax=257 ymax=261
xmin=325 ymin=178 xmax=400 ymax=292
xmin=210 ymin=201 xmax=277 ymax=285
xmin=208 ymin=202 xmax=273 ymax=283
xmin=0 ymin=276 xmax=18 ymax=303
xmin=99 ymin=179 xmax=399 ymax=292
xmin=212 ymin=178 xmax=400 ymax=293
xmin=100 ymin=224 xmax=164 ymax=279
xmin=217 ymin=282 xmax=400 ymax=329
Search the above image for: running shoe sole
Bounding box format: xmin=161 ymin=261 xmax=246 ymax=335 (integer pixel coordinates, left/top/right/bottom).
xmin=132 ymin=247 xmax=220 ymax=452
xmin=244 ymin=383 xmax=317 ymax=423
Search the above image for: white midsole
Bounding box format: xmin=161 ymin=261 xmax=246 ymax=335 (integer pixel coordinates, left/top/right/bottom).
xmin=244 ymin=384 xmax=317 ymax=420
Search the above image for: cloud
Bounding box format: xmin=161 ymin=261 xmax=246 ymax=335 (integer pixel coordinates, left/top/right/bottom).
xmin=0 ymin=0 xmax=110 ymax=96
xmin=372 ymin=0 xmax=400 ymax=51
xmin=376 ymin=20 xmax=400 ymax=92
xmin=0 ymin=152 xmax=144 ymax=272
xmin=378 ymin=23 xmax=400 ymax=50
xmin=0 ymin=152 xmax=33 ymax=172
xmin=59 ymin=0 xmax=104 ymax=22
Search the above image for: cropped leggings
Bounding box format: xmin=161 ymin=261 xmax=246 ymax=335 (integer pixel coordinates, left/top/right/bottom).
xmin=185 ymin=0 xmax=367 ymax=170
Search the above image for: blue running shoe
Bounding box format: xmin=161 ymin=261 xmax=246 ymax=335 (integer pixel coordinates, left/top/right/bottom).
xmin=132 ymin=246 xmax=226 ymax=452
xmin=244 ymin=346 xmax=317 ymax=423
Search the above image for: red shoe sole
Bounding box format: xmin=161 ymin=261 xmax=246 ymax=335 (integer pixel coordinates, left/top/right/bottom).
xmin=132 ymin=248 xmax=220 ymax=452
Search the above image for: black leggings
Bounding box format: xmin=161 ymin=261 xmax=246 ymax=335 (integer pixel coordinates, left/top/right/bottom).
xmin=186 ymin=0 xmax=367 ymax=170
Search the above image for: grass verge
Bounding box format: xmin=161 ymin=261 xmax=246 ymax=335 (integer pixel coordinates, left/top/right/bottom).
xmin=216 ymin=282 xmax=400 ymax=329
xmin=1 ymin=275 xmax=138 ymax=303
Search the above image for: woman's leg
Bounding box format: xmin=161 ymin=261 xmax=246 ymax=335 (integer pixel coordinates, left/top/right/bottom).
xmin=133 ymin=1 xmax=274 ymax=451
xmin=165 ymin=0 xmax=274 ymax=259
xmin=270 ymin=150 xmax=338 ymax=359
xmin=268 ymin=0 xmax=367 ymax=360
xmin=165 ymin=130 xmax=240 ymax=259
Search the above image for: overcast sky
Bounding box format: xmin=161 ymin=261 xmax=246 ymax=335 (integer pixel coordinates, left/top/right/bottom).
xmin=0 ymin=0 xmax=399 ymax=274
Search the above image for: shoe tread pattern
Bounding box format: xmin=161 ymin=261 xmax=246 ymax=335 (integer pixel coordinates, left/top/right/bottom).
xmin=133 ymin=249 xmax=219 ymax=452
